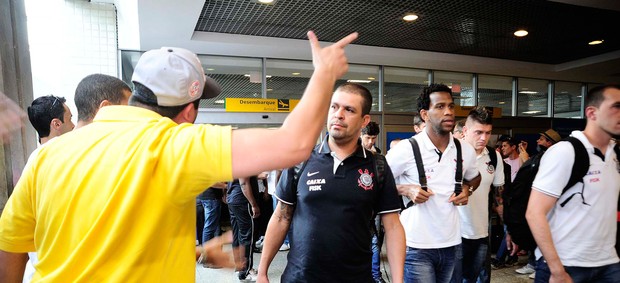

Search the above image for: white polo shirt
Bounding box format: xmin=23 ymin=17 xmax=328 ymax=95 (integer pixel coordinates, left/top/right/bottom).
xmin=458 ymin=148 xmax=504 ymax=239
xmin=386 ymin=131 xmax=479 ymax=249
xmin=532 ymin=131 xmax=620 ymax=267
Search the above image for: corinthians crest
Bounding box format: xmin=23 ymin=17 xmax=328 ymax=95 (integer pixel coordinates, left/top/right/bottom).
xmin=358 ymin=168 xmax=374 ymax=190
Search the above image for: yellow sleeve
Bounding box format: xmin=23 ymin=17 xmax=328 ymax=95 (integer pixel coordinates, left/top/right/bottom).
xmin=0 ymin=166 xmax=36 ymax=253
xmin=159 ymin=123 xmax=233 ymax=202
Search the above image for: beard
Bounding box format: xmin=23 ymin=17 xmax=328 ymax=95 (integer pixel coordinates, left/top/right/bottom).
xmin=430 ymin=121 xmax=452 ymax=136
xmin=537 ymin=144 xmax=548 ymax=152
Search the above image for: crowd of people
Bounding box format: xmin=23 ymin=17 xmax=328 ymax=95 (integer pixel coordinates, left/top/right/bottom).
xmin=0 ymin=29 xmax=619 ymax=283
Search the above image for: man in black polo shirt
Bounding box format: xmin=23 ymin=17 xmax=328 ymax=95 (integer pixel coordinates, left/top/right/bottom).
xmin=257 ymin=83 xmax=405 ymax=283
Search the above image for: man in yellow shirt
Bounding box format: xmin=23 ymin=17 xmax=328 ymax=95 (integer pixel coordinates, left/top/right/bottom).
xmin=0 ymin=31 xmax=358 ymax=282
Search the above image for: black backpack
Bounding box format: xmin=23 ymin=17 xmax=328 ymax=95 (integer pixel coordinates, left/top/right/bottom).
xmin=503 ymin=137 xmax=593 ymax=251
xmin=405 ymin=137 xmax=463 ymax=208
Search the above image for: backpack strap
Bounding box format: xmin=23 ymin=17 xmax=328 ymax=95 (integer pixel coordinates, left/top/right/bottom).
xmin=454 ymin=138 xmax=463 ymax=195
xmin=408 ymin=137 xmax=427 ymax=190
xmin=559 ymin=136 xmax=590 ymax=207
xmin=409 ymin=137 xmax=463 ymax=196
xmin=486 ymin=145 xmax=497 ymax=169
xmin=371 ymin=152 xmax=386 ymax=191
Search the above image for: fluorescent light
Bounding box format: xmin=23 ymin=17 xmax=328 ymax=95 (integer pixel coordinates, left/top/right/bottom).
xmin=258 ymin=0 xmax=275 ymax=3
xmin=514 ymin=30 xmax=528 ymax=37
xmin=403 ymin=14 xmax=418 ymax=22
xmin=347 ymin=79 xmax=371 ymax=83
xmin=519 ymin=91 xmax=538 ymax=94
xmin=367 ymin=77 xmax=375 ymax=80
xmin=522 ymin=110 xmax=540 ymax=114
xmin=498 ymin=101 xmax=506 ymax=105
xmin=292 ymin=72 xmax=300 ymax=76
xmin=589 ymin=40 xmax=604 ymax=45
xmin=214 ymin=100 xmax=225 ymax=104
xmin=206 ymin=68 xmax=215 ymax=71
xmin=244 ymin=74 xmax=272 ymax=78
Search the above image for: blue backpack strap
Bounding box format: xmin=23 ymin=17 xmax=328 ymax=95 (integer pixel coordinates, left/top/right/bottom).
xmin=559 ymin=136 xmax=590 ymax=207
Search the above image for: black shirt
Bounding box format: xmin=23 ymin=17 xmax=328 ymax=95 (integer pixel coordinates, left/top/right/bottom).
xmin=276 ymin=138 xmax=401 ymax=282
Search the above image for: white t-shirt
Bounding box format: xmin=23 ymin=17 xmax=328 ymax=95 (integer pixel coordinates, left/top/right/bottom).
xmin=458 ymin=148 xmax=504 ymax=239
xmin=503 ymin=156 xmax=522 ymax=182
xmin=532 ymin=131 xmax=620 ymax=267
xmin=386 ymin=131 xmax=479 ymax=248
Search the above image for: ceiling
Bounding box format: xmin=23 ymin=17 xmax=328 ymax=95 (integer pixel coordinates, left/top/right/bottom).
xmin=113 ymin=0 xmax=620 ymax=118
xmin=116 ymin=0 xmax=620 ymax=83
xmin=195 ymin=0 xmax=619 ymax=65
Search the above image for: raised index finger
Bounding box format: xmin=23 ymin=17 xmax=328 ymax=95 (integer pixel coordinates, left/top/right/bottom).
xmin=333 ymin=32 xmax=359 ymax=48
xmin=307 ymin=30 xmax=321 ymax=52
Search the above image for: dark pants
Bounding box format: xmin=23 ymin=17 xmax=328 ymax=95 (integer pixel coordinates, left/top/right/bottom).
xmin=229 ymin=203 xmax=255 ymax=278
xmin=451 ymin=238 xmax=488 ymax=283
xmin=535 ymin=257 xmax=620 ymax=283
xmin=196 ymin=199 xmax=205 ymax=245
xmin=372 ymin=215 xmax=385 ymax=280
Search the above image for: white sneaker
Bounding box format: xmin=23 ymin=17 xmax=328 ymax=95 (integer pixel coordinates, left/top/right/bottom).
xmin=516 ymin=264 xmax=536 ymax=274
xmin=255 ymin=236 xmax=265 ymax=249
xmin=240 ymin=269 xmax=258 ymax=282
xmin=529 ymin=272 xmax=536 ymax=279
xmin=278 ymin=243 xmax=290 ymax=251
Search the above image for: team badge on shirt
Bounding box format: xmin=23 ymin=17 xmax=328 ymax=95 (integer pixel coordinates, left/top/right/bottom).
xmin=486 ymin=162 xmax=495 ymax=174
xmin=357 ymin=169 xmax=374 ymax=191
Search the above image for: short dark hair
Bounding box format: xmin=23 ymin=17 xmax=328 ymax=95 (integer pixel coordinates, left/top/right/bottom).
xmin=467 ymin=106 xmax=493 ymax=125
xmin=586 ymin=84 xmax=620 ymax=108
xmin=129 ymin=82 xmax=199 ymax=119
xmin=27 ymin=95 xmax=67 ymax=139
xmin=502 ymin=136 xmax=518 ymax=147
xmin=362 ymin=121 xmax=380 ymax=135
xmin=417 ymin=83 xmax=453 ymax=112
xmin=413 ymin=113 xmax=424 ymax=126
xmin=335 ymin=83 xmax=373 ymax=115
xmin=75 ymin=74 xmax=131 ymax=122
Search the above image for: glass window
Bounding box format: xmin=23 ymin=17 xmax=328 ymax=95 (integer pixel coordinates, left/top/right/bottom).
xmin=554 ymin=81 xmax=583 ymax=118
xmin=434 ymin=71 xmax=474 ymax=106
xmin=200 ymin=55 xmax=263 ymax=109
xmin=383 ymin=67 xmax=429 ymax=112
xmin=266 ymin=59 xmax=313 ymax=100
xmin=517 ymin=78 xmax=549 ymax=117
xmin=338 ymin=64 xmax=381 ymax=112
xmin=478 ymin=75 xmax=513 ymax=116
xmin=120 ymin=51 xmax=263 ymax=109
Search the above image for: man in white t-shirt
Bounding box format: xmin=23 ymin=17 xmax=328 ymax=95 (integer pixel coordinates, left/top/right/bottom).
xmin=386 ymin=83 xmax=480 ymax=283
xmin=526 ymin=84 xmax=620 ymax=282
xmin=452 ymin=107 xmax=504 ymax=283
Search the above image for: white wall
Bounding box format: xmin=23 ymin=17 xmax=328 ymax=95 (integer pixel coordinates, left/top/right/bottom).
xmin=25 ymin=0 xmax=118 ymax=124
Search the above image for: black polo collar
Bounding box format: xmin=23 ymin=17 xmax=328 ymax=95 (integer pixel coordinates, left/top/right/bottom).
xmin=317 ymin=135 xmax=369 ymax=159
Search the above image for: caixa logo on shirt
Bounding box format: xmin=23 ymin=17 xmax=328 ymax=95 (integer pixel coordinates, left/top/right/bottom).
xmin=358 ymin=169 xmax=374 ymax=191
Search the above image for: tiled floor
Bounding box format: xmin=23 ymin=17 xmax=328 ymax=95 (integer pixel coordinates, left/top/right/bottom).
xmin=196 ymin=247 xmax=533 ymax=283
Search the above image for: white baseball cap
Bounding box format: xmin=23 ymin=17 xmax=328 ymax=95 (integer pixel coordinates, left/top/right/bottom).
xmin=131 ymin=47 xmax=221 ymax=106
